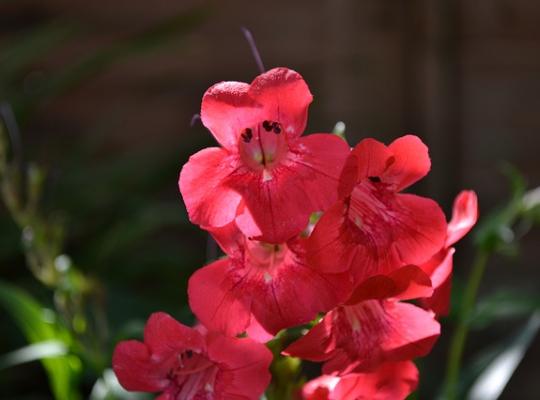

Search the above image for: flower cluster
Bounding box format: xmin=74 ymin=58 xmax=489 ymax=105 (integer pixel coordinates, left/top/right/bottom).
xmin=113 ymin=67 xmax=478 ymax=399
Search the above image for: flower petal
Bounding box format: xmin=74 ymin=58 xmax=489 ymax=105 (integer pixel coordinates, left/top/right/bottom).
xmin=228 ymin=133 xmax=350 ymax=243
xmin=245 ymin=317 xmax=275 ymax=343
xmin=446 ymin=190 xmax=478 ymax=246
xmin=112 ymin=340 xmax=168 ymax=392
xmin=346 ymin=265 xmax=433 ymax=304
xmin=385 ymin=135 xmax=431 ymax=191
xmin=144 ymin=312 xmax=205 ymax=357
xmin=419 ymin=248 xmax=455 ymax=316
xmin=249 ymin=67 xmax=313 ymax=139
xmin=351 ymin=138 xmax=394 ymax=181
xmin=188 ymin=258 xmax=251 ymax=337
xmin=333 ymin=361 xmax=418 ymax=400
xmin=290 ymin=300 xmax=440 ymax=375
xmin=309 ymin=190 xmax=447 ymax=284
xmin=249 ymin=254 xmax=350 ymax=334
xmin=282 ymin=316 xmax=336 ymax=362
xmin=207 ymin=333 xmax=273 ymax=400
xmin=307 ymin=200 xmax=357 ymax=274
xmin=179 ymin=147 xmax=242 ymax=229
xmin=200 ymin=81 xmax=262 ymax=151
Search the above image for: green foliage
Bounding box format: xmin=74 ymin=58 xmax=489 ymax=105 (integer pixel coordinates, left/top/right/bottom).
xmin=0 ymin=280 xmax=81 ymax=400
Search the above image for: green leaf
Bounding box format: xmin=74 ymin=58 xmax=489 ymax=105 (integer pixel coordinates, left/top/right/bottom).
xmin=0 ymin=280 xmax=81 ymax=400
xmin=469 ymin=290 xmax=540 ymax=329
xmin=467 ymin=312 xmax=540 ymax=400
xmin=0 ymin=340 xmax=67 ymax=370
xmin=474 ymin=165 xmax=526 ymax=252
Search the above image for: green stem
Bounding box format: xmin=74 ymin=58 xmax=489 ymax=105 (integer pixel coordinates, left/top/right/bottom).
xmin=443 ymin=249 xmax=490 ymax=399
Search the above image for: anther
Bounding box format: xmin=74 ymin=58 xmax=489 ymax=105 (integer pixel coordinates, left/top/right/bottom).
xmin=241 ymin=128 xmax=253 ymax=143
xmin=185 ymin=350 xmax=193 ymax=359
xmin=272 ymin=123 xmax=281 ymax=134
xmin=368 ymin=176 xmax=381 ymax=183
xmin=262 ymin=120 xmax=273 ymax=131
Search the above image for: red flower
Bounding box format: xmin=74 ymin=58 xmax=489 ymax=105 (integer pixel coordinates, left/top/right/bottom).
xmin=112 ymin=312 xmax=272 ymax=400
xmin=420 ymin=190 xmax=479 ymax=315
xmin=283 ymin=298 xmax=439 ymax=375
xmin=179 ymin=67 xmax=350 ymax=243
xmin=307 ymin=135 xmax=447 ymax=288
xmin=188 ymin=223 xmax=351 ymax=340
xmin=302 ymin=361 xmax=418 ymax=400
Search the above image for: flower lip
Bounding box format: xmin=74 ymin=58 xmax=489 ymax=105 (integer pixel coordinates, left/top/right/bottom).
xmin=238 ymin=120 xmax=289 ymax=171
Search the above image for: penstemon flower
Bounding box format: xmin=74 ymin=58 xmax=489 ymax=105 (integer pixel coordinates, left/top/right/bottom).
xmin=179 ymin=67 xmax=350 ymax=244
xmin=307 ymin=135 xmax=448 ymax=287
xmin=283 ymin=299 xmax=440 ymax=375
xmin=112 ymin=312 xmax=272 ymax=400
xmin=187 ymin=221 xmax=352 ymax=340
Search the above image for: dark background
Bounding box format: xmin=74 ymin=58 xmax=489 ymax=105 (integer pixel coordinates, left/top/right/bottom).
xmin=0 ymin=0 xmax=539 ymax=398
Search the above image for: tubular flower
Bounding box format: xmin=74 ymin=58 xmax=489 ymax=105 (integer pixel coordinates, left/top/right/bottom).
xmin=112 ymin=312 xmax=272 ymax=400
xmin=283 ymin=297 xmax=439 ymax=375
xmin=302 ymin=361 xmax=418 ymax=400
xmin=188 ymin=222 xmax=352 ymax=340
xmin=420 ymin=190 xmax=479 ymax=315
xmin=179 ymin=67 xmax=350 ymax=244
xmin=307 ymin=135 xmax=447 ymax=287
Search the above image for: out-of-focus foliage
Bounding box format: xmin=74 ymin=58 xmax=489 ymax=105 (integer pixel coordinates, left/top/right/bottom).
xmin=0 ymin=281 xmax=81 ymax=400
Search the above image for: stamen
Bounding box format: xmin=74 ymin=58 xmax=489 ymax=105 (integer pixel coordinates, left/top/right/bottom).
xmin=241 ymin=128 xmax=253 ymax=143
xmin=262 ymin=120 xmax=273 ymax=131
xmin=272 ymin=123 xmax=281 ymax=134
xmin=368 ymin=176 xmax=381 ymax=183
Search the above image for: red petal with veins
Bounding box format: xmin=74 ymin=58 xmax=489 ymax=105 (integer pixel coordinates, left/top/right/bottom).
xmin=249 ymin=67 xmax=313 ymax=140
xmin=207 ymin=333 xmax=273 ymax=400
xmin=179 ymin=147 xmax=242 ymax=229
xmin=227 ymin=133 xmax=350 ymax=243
xmin=200 ymin=81 xmax=261 ymax=151
xmin=189 ymin=231 xmax=350 ymax=338
xmin=446 ymin=190 xmax=478 ymax=247
xmin=309 ymin=187 xmax=446 ymax=284
xmin=188 ymin=258 xmax=252 ymax=337
xmin=113 ymin=313 xmax=272 ymax=399
xmin=113 ymin=339 xmax=169 ymax=392
xmin=285 ymin=300 xmax=439 ymax=375
xmin=346 ymin=264 xmax=433 ymax=304
xmin=385 ymin=135 xmax=431 ymax=191
xmin=303 ymin=361 xmax=418 ymax=400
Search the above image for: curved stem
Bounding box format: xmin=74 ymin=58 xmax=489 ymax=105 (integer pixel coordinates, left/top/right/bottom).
xmin=443 ymin=249 xmax=490 ymax=399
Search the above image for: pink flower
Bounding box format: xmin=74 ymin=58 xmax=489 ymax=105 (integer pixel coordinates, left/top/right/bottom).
xmin=188 ymin=223 xmax=351 ymax=340
xmin=307 ymin=135 xmax=447 ymax=288
xmin=283 ymin=296 xmax=439 ymax=375
xmin=112 ymin=312 xmax=272 ymax=399
xmin=179 ymin=67 xmax=350 ymax=244
xmin=302 ymin=361 xmax=418 ymax=400
xmin=420 ymin=190 xmax=479 ymax=315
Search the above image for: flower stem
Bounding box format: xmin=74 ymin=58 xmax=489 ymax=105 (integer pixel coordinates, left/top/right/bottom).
xmin=443 ymin=249 xmax=490 ymax=399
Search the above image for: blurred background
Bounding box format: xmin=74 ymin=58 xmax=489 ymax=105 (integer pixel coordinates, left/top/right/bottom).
xmin=0 ymin=0 xmax=539 ymax=399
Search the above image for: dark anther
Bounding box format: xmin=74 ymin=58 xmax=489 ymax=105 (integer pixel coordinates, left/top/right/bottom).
xmin=185 ymin=350 xmax=193 ymax=359
xmin=272 ymin=123 xmax=281 ymax=134
xmin=241 ymin=128 xmax=253 ymax=143
xmin=368 ymin=176 xmax=381 ymax=183
xmin=262 ymin=120 xmax=273 ymax=131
